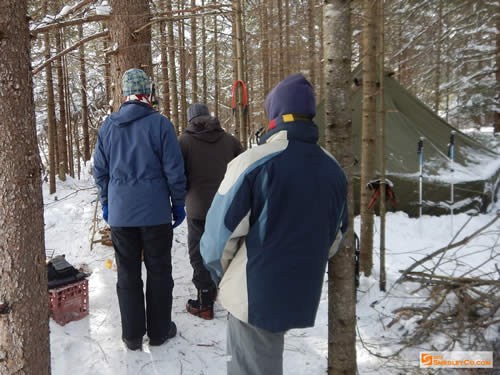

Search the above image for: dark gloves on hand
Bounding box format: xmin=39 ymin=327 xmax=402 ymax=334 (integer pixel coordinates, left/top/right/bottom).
xmin=172 ymin=205 xmax=186 ymax=228
xmin=102 ymin=204 xmax=108 ymax=223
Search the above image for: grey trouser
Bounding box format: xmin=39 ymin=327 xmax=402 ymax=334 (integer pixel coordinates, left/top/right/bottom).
xmin=227 ymin=313 xmax=285 ymax=375
xmin=187 ymin=218 xmax=216 ymax=290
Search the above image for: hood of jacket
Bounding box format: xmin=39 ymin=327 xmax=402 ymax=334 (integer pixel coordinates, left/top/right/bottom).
xmin=109 ymin=101 xmax=156 ymax=127
xmin=264 ymin=74 xmax=316 ymax=122
xmin=185 ymin=115 xmax=225 ymax=143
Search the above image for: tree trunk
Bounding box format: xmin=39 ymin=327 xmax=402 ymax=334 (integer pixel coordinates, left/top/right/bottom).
xmin=233 ymin=0 xmax=247 ymax=148
xmin=179 ymin=0 xmax=188 ymax=131
xmin=433 ymin=0 xmax=443 ymax=114
xmin=323 ymin=1 xmax=357 ymax=373
xmin=63 ymin=53 xmax=74 ymax=178
xmin=78 ymin=24 xmax=90 ymax=162
xmin=377 ymin=0 xmax=386 ymax=292
xmin=0 ymin=1 xmax=50 ymax=373
xmin=359 ymin=0 xmax=377 ymax=277
xmin=495 ymin=4 xmax=500 ymax=134
xmin=166 ymin=0 xmax=179 ymax=132
xmin=103 ymin=24 xmax=111 ymax=114
xmin=159 ymin=0 xmax=171 ymax=118
xmin=308 ymin=0 xmax=316 ymax=93
xmin=285 ymin=0 xmax=290 ymax=76
xmin=231 ymin=12 xmax=240 ymax=138
xmin=201 ymin=0 xmax=208 ymax=104
xmin=213 ymin=4 xmax=220 ymax=119
xmin=109 ymin=0 xmax=153 ymax=112
xmin=55 ymin=31 xmax=68 ymax=181
xmin=277 ymin=0 xmax=284 ymax=80
xmin=260 ymin=0 xmax=270 ymax=126
xmin=42 ymin=2 xmax=56 ymax=194
xmin=191 ymin=0 xmax=198 ymax=103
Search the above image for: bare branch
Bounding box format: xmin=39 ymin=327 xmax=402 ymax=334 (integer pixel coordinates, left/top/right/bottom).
xmin=32 ymin=31 xmax=109 ymax=76
xmin=133 ymin=4 xmax=232 ymax=35
xmin=397 ymin=214 xmax=500 ymax=283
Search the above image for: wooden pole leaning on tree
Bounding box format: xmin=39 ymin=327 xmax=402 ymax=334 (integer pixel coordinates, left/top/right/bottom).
xmin=378 ymin=0 xmax=387 ymax=292
xmin=359 ymin=0 xmax=377 ymax=277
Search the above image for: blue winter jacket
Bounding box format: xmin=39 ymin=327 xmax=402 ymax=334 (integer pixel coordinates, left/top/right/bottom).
xmin=93 ymin=101 xmax=186 ymax=227
xmin=200 ymin=120 xmax=348 ymax=333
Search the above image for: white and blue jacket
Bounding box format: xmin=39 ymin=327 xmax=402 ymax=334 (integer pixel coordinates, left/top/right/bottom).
xmin=200 ymin=120 xmax=348 ymax=333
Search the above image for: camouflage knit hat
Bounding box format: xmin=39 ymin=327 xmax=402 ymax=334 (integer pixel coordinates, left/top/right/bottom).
xmin=122 ymin=68 xmax=152 ymax=96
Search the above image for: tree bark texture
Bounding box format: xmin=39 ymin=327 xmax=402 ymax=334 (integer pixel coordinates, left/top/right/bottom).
xmin=78 ymin=25 xmax=90 ymax=162
xmin=323 ymin=1 xmax=357 ymax=374
xmin=55 ymin=31 xmax=68 ymax=181
xmin=433 ymin=0 xmax=443 ymax=114
xmin=190 ymin=0 xmax=198 ymax=103
xmin=233 ymin=0 xmax=247 ymax=148
xmin=42 ymin=2 xmax=56 ymax=194
xmin=308 ymin=0 xmax=316 ymax=93
xmin=63 ymin=54 xmax=74 ymax=177
xmin=285 ymin=0 xmax=291 ymax=76
xmin=495 ymin=4 xmax=500 ymax=134
xmin=109 ymin=0 xmax=153 ymax=112
xmin=166 ymin=0 xmax=179 ymax=132
xmin=359 ymin=0 xmax=377 ymax=277
xmin=178 ymin=0 xmax=188 ymax=131
xmin=377 ymin=0 xmax=386 ymax=292
xmin=213 ymin=5 xmax=220 ymax=119
xmin=201 ymin=0 xmax=208 ymax=104
xmin=0 ymin=1 xmax=50 ymax=373
xmin=159 ymin=0 xmax=171 ymax=118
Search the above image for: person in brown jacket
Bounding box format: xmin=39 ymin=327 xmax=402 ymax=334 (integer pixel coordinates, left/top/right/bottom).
xmin=179 ymin=103 xmax=243 ymax=320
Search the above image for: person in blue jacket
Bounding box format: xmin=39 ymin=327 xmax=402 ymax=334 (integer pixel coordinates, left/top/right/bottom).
xmin=93 ymin=68 xmax=186 ymax=351
xmin=200 ymin=74 xmax=348 ymax=375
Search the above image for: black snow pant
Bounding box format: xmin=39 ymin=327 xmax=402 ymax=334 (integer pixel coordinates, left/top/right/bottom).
xmin=111 ymin=223 xmax=174 ymax=341
xmin=187 ymin=218 xmax=216 ymax=291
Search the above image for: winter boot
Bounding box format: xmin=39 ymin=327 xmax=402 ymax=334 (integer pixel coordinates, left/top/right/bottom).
xmin=186 ymin=288 xmax=217 ymax=320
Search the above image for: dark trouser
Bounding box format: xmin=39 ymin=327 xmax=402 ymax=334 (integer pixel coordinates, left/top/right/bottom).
xmin=187 ymin=218 xmax=215 ymax=291
xmin=227 ymin=314 xmax=285 ymax=375
xmin=111 ymin=223 xmax=174 ymax=341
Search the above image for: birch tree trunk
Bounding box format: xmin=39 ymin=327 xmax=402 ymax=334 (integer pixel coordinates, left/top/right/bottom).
xmin=109 ymin=0 xmax=152 ymax=112
xmin=324 ymin=1 xmax=357 ymax=373
xmin=359 ymin=0 xmax=377 ymax=277
xmin=0 ymin=1 xmax=50 ymax=373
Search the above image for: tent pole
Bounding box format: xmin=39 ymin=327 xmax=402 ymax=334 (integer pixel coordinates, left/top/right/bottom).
xmin=448 ymin=131 xmax=455 ymax=235
xmin=418 ymin=137 xmax=424 ymax=218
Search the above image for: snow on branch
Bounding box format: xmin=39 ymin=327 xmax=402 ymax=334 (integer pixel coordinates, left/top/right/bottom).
xmin=31 ymin=15 xmax=109 ymax=35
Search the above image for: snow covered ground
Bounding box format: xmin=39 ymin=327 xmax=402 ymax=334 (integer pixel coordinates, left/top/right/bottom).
xmin=44 ymin=169 xmax=499 ymax=374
